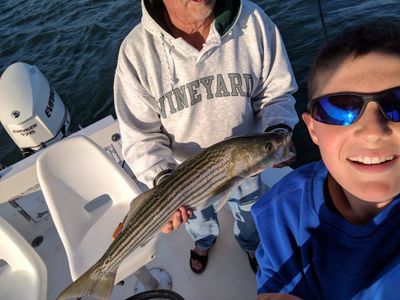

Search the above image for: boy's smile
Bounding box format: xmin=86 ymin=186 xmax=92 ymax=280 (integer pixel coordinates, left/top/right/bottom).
xmin=303 ymin=52 xmax=400 ymax=219
xmin=347 ymin=152 xmax=397 ymax=173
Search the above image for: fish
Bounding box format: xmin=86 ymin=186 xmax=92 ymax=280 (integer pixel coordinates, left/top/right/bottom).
xmin=57 ymin=131 xmax=296 ymax=300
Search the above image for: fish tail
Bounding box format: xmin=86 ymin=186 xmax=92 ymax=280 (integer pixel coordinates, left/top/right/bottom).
xmin=57 ymin=265 xmax=116 ymax=300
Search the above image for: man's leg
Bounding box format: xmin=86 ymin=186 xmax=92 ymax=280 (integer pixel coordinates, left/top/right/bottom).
xmin=227 ymin=174 xmax=268 ymax=272
xmin=184 ymin=205 xmax=219 ymax=273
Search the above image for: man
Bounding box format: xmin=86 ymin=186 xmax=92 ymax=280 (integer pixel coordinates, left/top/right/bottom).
xmin=114 ymin=0 xmax=298 ymax=274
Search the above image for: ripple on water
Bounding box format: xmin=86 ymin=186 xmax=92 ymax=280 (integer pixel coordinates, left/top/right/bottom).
xmin=0 ymin=0 xmax=399 ymax=167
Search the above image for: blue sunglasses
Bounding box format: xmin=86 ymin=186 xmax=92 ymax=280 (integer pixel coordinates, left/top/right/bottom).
xmin=308 ymin=86 xmax=400 ymax=126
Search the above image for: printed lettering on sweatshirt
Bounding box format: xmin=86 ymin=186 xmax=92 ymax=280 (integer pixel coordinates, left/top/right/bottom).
xmin=157 ymin=73 xmax=254 ymax=119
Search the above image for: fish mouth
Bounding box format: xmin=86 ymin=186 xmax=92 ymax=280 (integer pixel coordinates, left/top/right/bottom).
xmin=280 ymin=131 xmax=296 ymax=154
xmin=275 ymin=132 xmax=296 ymax=164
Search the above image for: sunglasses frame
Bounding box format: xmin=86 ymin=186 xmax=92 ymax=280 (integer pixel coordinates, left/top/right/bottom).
xmin=307 ymin=86 xmax=400 ymax=125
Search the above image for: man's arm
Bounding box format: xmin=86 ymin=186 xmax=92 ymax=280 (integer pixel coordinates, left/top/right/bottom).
xmin=252 ymin=15 xmax=299 ymax=135
xmin=114 ymin=40 xmax=193 ymax=234
xmin=251 ymin=15 xmax=299 ymax=168
xmin=114 ymin=39 xmax=177 ymax=189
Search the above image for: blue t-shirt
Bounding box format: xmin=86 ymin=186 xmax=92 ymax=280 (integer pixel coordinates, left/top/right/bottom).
xmin=251 ymin=161 xmax=400 ymax=299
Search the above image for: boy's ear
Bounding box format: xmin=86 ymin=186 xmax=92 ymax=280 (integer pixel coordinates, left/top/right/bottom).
xmin=302 ymin=112 xmax=320 ymax=146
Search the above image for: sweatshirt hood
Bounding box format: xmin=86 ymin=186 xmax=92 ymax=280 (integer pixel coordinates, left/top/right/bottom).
xmin=141 ymin=0 xmax=241 ymax=89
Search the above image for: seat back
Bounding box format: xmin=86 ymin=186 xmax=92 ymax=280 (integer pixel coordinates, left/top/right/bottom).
xmin=36 ymin=135 xmax=159 ymax=282
xmin=0 ymin=217 xmax=47 ymax=300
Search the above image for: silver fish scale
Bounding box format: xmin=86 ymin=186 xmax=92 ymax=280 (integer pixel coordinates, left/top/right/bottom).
xmin=95 ymin=142 xmax=237 ymax=274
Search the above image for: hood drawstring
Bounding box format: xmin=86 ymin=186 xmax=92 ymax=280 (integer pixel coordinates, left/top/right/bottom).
xmin=160 ymin=33 xmax=178 ymax=90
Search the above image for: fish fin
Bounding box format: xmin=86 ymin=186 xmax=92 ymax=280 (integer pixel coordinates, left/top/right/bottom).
xmin=122 ymin=190 xmax=152 ymax=232
xmin=195 ymin=190 xmax=230 ymax=212
xmin=213 ymin=190 xmax=231 ymax=212
xmin=215 ymin=192 xmax=229 ymax=212
xmin=195 ymin=178 xmax=241 ymax=212
xmin=211 ymin=176 xmax=250 ymax=212
xmin=112 ymin=222 xmax=124 ymax=240
xmin=57 ymin=265 xmax=116 ymax=300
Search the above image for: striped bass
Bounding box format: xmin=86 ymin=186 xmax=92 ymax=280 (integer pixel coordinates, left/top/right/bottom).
xmin=57 ymin=131 xmax=295 ymax=300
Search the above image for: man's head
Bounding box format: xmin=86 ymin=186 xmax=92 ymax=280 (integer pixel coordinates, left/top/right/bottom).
xmin=302 ymin=21 xmax=400 ymax=205
xmin=163 ymin=0 xmax=216 ymax=24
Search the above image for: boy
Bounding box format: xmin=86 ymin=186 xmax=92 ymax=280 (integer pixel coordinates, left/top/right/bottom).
xmin=251 ymin=21 xmax=400 ymax=299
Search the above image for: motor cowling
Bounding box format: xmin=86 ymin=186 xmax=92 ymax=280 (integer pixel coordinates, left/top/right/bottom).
xmin=0 ymin=62 xmax=70 ymax=157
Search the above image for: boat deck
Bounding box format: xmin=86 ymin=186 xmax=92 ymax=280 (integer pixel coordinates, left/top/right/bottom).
xmin=35 ymin=204 xmax=258 ymax=300
xmin=0 ymin=116 xmax=291 ymax=299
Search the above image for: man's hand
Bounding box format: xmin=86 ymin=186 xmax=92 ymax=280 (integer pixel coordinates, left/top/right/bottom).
xmin=161 ymin=206 xmax=192 ymax=234
xmin=257 ymin=293 xmax=303 ymax=300
xmin=112 ymin=206 xmax=193 ymax=240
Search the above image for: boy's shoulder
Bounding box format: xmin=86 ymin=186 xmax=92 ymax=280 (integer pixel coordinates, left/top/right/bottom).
xmin=252 ymin=160 xmax=326 ymax=215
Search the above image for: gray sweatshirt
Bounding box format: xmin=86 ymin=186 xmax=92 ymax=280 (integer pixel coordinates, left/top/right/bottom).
xmin=114 ymin=0 xmax=299 ymax=188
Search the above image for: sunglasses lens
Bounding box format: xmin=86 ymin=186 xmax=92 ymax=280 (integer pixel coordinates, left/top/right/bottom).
xmin=379 ymin=88 xmax=400 ymax=122
xmin=311 ymin=95 xmax=363 ymax=125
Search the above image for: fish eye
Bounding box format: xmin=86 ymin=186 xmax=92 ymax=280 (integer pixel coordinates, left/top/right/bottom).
xmin=265 ymin=142 xmax=273 ymax=151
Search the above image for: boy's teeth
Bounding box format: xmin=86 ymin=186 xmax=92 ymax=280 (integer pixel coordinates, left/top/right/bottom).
xmin=348 ymin=155 xmax=394 ymax=164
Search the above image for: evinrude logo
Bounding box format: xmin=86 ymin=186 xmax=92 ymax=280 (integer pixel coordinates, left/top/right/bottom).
xmin=11 ymin=110 xmax=20 ymax=118
xmin=45 ymin=88 xmax=55 ymax=117
xmin=12 ymin=123 xmax=37 ymax=136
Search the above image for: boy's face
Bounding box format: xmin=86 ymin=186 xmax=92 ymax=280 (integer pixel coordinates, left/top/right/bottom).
xmin=303 ymin=52 xmax=400 ymax=204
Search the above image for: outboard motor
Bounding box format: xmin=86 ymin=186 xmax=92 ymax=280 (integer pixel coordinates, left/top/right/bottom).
xmin=0 ymin=62 xmax=70 ymax=157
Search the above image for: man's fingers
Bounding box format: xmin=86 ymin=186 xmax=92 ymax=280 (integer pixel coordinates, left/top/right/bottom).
xmin=171 ymin=210 xmax=183 ymax=229
xmin=160 ymin=221 xmax=173 ymax=234
xmin=161 ymin=211 xmax=183 ymax=234
xmin=179 ymin=207 xmax=188 ymax=223
xmin=161 ymin=207 xmax=193 ymax=234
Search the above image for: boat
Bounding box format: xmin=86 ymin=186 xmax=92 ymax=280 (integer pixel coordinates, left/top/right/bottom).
xmin=0 ymin=62 xmax=292 ymax=300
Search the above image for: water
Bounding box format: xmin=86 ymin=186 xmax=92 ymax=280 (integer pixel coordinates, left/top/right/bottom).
xmin=1 ymin=0 xmax=399 ymax=168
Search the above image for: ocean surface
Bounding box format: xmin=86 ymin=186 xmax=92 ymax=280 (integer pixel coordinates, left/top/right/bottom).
xmin=1 ymin=0 xmax=399 ymax=168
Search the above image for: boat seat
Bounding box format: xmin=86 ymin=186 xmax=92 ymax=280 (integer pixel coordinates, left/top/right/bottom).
xmin=0 ymin=217 xmax=47 ymax=300
xmin=36 ymin=135 xmax=159 ymax=284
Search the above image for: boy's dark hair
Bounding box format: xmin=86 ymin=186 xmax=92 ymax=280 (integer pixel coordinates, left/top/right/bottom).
xmin=308 ymin=20 xmax=400 ymax=99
